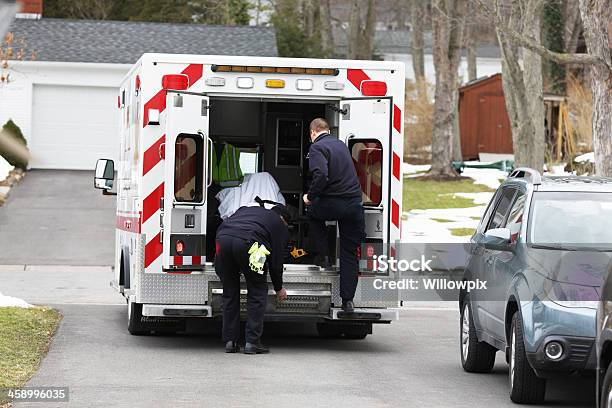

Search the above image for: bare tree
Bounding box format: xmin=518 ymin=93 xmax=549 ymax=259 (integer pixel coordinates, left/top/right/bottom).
xmin=464 ymin=22 xmax=477 ymax=81
xmin=477 ymin=0 xmax=612 ymax=175
xmin=319 ymin=0 xmax=334 ymax=57
xmin=347 ymin=0 xmax=377 ymax=60
xmin=494 ymin=0 xmax=545 ymax=170
xmin=429 ymin=0 xmax=468 ymax=177
xmin=410 ymin=0 xmax=426 ymax=79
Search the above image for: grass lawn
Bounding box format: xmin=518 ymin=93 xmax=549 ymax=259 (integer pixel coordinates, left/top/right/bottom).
xmin=450 ymin=228 xmax=476 ymax=236
xmin=403 ymin=177 xmax=495 ymax=212
xmin=431 ymin=218 xmax=454 ymax=223
xmin=0 ymin=307 xmax=61 ymax=405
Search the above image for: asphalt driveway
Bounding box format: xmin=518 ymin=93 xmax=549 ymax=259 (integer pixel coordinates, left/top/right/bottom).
xmin=0 ymin=267 xmax=595 ymax=408
xmin=0 ymin=170 xmax=116 ymax=266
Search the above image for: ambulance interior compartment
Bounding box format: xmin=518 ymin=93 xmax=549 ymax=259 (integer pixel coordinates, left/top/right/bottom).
xmin=206 ymin=97 xmax=343 ymax=264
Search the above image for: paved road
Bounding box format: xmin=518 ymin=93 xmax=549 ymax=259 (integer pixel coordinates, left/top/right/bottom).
xmin=0 ymin=170 xmax=116 ymax=265
xmin=1 ymin=267 xmax=594 ymax=408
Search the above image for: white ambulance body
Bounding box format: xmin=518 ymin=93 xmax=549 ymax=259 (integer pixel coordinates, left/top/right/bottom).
xmin=96 ymin=53 xmax=404 ymax=337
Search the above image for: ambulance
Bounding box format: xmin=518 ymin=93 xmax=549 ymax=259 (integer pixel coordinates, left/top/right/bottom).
xmin=94 ymin=53 xmax=405 ymax=338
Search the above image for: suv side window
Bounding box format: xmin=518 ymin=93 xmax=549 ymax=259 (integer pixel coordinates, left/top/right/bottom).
xmin=505 ymin=191 xmax=526 ymax=243
xmin=486 ymin=187 xmax=516 ymax=231
xmin=477 ymin=189 xmax=501 ymax=234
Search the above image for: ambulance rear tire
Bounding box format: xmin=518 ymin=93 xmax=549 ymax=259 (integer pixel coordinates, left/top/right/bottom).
xmin=128 ymin=299 xmax=149 ymax=335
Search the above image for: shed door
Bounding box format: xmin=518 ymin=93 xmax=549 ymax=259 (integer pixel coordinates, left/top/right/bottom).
xmin=477 ymin=95 xmax=512 ymax=154
xmin=339 ymin=97 xmax=391 ymax=244
xmin=162 ymin=92 xmax=210 ymax=270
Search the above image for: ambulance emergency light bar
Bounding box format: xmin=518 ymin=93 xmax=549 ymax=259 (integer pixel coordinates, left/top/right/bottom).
xmin=211 ymin=65 xmax=339 ymax=76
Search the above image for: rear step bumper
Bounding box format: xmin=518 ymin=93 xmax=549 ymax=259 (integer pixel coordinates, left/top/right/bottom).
xmin=142 ymin=304 xmax=212 ymax=318
xmin=329 ymin=307 xmax=399 ymax=323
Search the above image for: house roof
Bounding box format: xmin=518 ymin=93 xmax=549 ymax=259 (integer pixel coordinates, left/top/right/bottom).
xmin=334 ymin=28 xmax=501 ymax=59
xmin=8 ymin=18 xmax=278 ymax=64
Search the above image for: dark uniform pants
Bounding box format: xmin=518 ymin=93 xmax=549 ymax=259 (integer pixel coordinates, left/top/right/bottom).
xmin=307 ymin=196 xmax=365 ymax=301
xmin=214 ymin=235 xmax=268 ymax=344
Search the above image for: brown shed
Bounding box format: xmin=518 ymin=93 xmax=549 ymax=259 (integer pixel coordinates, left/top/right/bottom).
xmin=459 ymin=74 xmax=513 ymax=160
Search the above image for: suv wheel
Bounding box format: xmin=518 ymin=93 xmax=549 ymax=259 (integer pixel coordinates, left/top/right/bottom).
xmin=600 ymin=361 xmax=612 ymax=408
xmin=460 ymin=298 xmax=496 ymax=372
xmin=509 ymin=312 xmax=546 ymax=404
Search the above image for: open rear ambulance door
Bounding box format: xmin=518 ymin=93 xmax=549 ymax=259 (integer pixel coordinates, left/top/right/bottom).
xmin=338 ymin=97 xmax=398 ymax=309
xmin=339 ymin=97 xmax=391 ymax=250
xmin=161 ymin=91 xmax=211 ymax=271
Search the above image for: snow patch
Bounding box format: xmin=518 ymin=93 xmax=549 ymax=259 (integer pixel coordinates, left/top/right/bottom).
xmin=403 ymin=163 xmax=431 ymax=174
xmin=0 ymin=291 xmax=31 ymax=308
xmin=575 ymin=152 xmax=595 ymax=163
xmin=402 ymin=206 xmax=487 ymax=243
xmin=0 ymin=155 xmax=12 ymax=182
xmin=460 ymin=163 xmax=506 ymax=190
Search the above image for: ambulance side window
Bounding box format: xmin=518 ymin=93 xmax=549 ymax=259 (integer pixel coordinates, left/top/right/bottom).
xmin=349 ymin=140 xmax=382 ymax=206
xmin=175 ymin=134 xmax=203 ymax=203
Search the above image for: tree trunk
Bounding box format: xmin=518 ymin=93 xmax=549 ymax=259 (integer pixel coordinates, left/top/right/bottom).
xmin=347 ymin=0 xmax=360 ymax=59
xmin=495 ymin=0 xmax=545 ymax=171
xmin=465 ymin=24 xmax=477 ymax=81
xmin=430 ymin=0 xmax=468 ymax=177
xmin=578 ymin=0 xmax=612 ymax=176
xmin=359 ymin=0 xmax=376 ymax=59
xmin=410 ymin=0 xmax=426 ymax=80
xmin=319 ymin=0 xmax=334 ymax=57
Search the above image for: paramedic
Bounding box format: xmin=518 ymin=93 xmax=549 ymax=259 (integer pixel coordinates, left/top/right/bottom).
xmin=215 ymin=205 xmax=290 ymax=354
xmin=303 ymin=118 xmax=365 ymax=314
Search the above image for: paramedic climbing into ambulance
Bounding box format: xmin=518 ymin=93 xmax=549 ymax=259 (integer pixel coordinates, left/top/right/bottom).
xmin=303 ymin=118 xmax=365 ymax=314
xmin=214 ymin=204 xmax=291 ymax=354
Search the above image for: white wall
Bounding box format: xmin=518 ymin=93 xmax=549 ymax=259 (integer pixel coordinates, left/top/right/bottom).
xmin=0 ymin=61 xmax=130 ymax=160
xmin=383 ymin=53 xmax=502 ymax=84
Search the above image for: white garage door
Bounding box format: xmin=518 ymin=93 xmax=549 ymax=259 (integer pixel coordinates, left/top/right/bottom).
xmin=31 ymin=84 xmax=119 ymax=169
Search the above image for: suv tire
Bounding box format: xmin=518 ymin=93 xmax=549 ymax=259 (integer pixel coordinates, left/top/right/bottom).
xmin=460 ymin=298 xmax=496 ymax=373
xmin=600 ymin=361 xmax=612 ymax=408
xmin=509 ymin=312 xmax=546 ymax=404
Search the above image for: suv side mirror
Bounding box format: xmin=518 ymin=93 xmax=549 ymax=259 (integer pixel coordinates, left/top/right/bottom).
xmin=94 ymin=159 xmax=115 ymax=192
xmin=483 ymin=228 xmax=511 ymax=251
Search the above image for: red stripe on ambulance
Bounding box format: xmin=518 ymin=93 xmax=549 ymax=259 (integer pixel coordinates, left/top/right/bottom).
xmin=142 ymin=183 xmax=164 ymax=223
xmin=143 ymin=134 xmax=165 ymax=175
xmin=392 ymin=152 xmax=401 ymax=181
xmin=144 ymin=233 xmax=163 ymax=268
xmin=391 ymin=199 xmax=400 ymax=228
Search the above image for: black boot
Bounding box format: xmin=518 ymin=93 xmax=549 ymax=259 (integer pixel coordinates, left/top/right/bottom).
xmin=342 ymin=300 xmax=355 ymax=313
xmin=225 ymin=341 xmax=240 ymax=353
xmin=244 ymin=342 xmax=270 ymax=354
xmin=313 ymin=254 xmax=331 ymax=269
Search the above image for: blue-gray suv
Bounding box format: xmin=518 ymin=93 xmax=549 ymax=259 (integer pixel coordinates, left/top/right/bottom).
xmin=460 ymin=168 xmax=612 ymax=404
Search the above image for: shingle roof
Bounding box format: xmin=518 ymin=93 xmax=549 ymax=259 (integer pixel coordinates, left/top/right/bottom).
xmin=8 ymin=18 xmax=278 ymax=64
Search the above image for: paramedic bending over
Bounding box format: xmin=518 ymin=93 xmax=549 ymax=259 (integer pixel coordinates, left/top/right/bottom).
xmin=215 ymin=204 xmax=290 ymax=354
xmin=303 ymin=118 xmax=365 ymax=314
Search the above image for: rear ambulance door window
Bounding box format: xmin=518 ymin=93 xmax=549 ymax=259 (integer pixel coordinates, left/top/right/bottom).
xmin=504 ymin=191 xmax=526 ymax=243
xmin=349 ymin=140 xmax=382 ymax=206
xmin=486 ymin=187 xmax=516 ymax=231
xmin=175 ymin=134 xmax=203 ymax=203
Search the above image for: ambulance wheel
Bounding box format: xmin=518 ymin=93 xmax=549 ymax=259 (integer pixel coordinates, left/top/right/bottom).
xmin=127 ymin=298 xmax=149 ymax=335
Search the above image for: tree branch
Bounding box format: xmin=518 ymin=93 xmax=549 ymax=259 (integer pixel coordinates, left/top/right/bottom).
xmin=473 ymin=0 xmax=602 ymax=65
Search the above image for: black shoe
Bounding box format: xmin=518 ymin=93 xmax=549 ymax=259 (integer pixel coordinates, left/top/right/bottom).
xmin=342 ymin=300 xmax=355 ymax=314
xmin=244 ymin=342 xmax=270 ymax=354
xmin=313 ymin=254 xmax=332 ymax=269
xmin=225 ymin=341 xmax=240 ymax=353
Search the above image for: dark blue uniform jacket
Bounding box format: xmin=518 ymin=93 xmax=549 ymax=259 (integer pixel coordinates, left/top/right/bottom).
xmin=306 ymin=133 xmax=362 ymax=202
xmin=216 ymin=206 xmax=289 ymax=291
